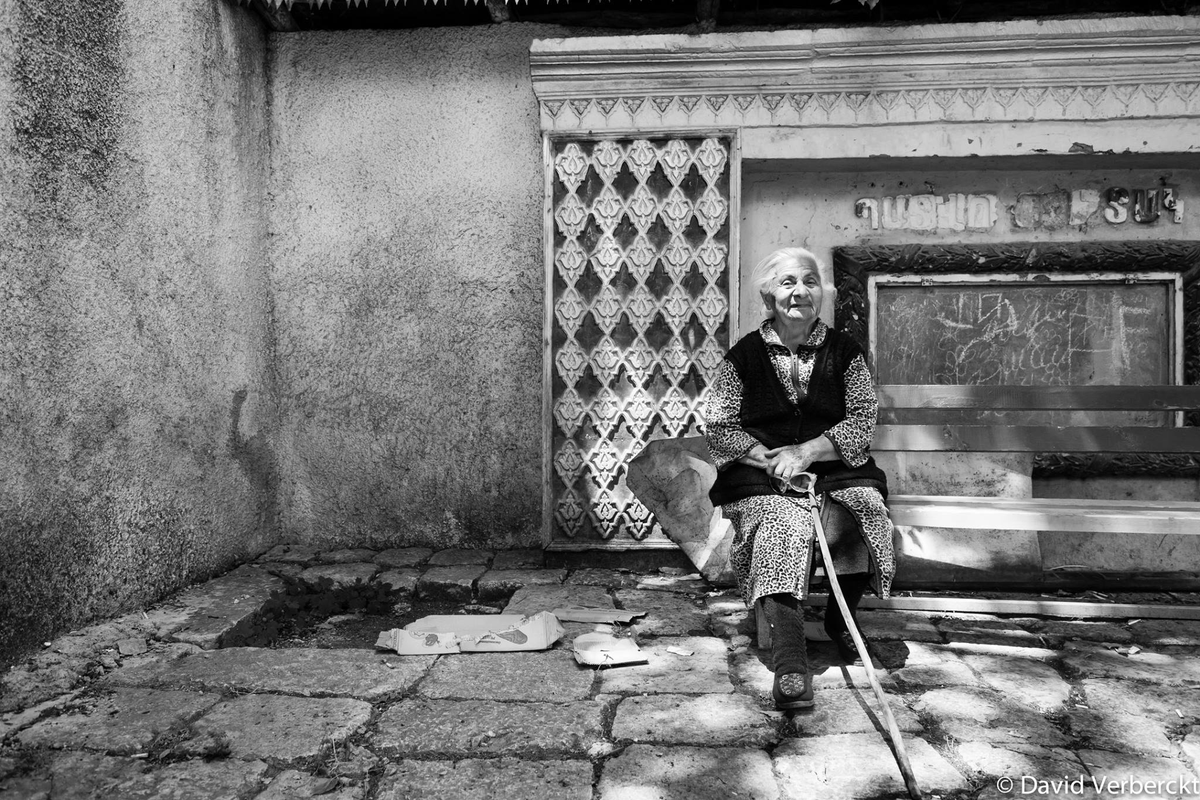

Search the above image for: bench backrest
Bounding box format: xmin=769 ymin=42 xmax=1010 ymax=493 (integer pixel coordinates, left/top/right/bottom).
xmin=873 ymin=385 xmax=1200 ymax=453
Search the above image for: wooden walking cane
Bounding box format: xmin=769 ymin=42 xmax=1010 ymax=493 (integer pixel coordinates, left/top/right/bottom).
xmin=796 ymin=472 xmax=924 ymax=800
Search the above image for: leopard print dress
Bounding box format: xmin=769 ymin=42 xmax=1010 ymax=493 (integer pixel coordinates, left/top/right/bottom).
xmin=705 ymin=320 xmax=896 ymax=608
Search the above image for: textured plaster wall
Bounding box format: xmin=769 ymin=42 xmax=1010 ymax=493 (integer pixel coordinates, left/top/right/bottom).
xmin=0 ymin=0 xmax=273 ymax=665
xmin=270 ymin=26 xmax=551 ymax=549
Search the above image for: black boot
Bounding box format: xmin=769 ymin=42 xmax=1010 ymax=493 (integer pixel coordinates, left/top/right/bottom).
xmin=823 ymin=573 xmax=870 ymax=665
xmin=763 ymin=593 xmax=813 ymax=709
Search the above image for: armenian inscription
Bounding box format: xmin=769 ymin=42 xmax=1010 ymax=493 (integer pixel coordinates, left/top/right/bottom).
xmin=856 ymin=188 xmax=1182 ymax=232
xmin=855 ymin=194 xmax=997 ymax=232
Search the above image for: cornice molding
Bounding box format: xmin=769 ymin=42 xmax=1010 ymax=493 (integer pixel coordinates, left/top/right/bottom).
xmin=530 ymin=17 xmax=1200 ymax=132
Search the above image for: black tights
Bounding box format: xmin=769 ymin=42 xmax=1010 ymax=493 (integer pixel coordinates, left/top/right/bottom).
xmin=823 ymin=572 xmax=871 ymax=637
xmin=763 ymin=572 xmax=871 ymax=674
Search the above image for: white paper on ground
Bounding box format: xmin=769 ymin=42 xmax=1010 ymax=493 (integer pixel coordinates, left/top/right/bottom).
xmin=374 ymin=611 xmax=564 ymax=655
xmin=572 ymin=632 xmax=649 ymax=666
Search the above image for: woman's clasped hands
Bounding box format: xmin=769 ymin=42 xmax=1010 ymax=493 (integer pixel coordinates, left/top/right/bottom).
xmin=764 ymin=443 xmax=818 ymax=487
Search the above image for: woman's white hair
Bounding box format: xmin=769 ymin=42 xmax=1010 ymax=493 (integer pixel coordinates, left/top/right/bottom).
xmin=749 ymin=247 xmax=832 ymax=319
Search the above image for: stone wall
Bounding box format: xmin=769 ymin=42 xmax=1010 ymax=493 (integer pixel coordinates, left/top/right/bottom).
xmin=0 ymin=0 xmax=273 ymax=666
xmin=268 ymin=26 xmax=554 ymax=550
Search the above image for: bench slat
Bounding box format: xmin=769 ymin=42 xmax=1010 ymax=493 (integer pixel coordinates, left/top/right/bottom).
xmin=887 ymin=495 xmax=1200 ymax=534
xmin=875 ymin=424 xmax=1200 ymax=453
xmin=877 ymin=384 xmax=1200 ymax=411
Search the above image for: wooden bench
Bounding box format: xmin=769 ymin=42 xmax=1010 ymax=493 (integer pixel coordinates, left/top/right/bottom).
xmin=757 ymin=384 xmax=1200 ymax=649
xmin=876 ymin=384 xmax=1200 ymax=589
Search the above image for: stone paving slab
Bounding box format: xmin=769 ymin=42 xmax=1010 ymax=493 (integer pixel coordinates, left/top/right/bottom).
xmin=417 ymin=565 xmax=488 ymax=601
xmin=1032 ymin=619 xmax=1134 ymax=645
xmin=944 ymin=641 xmax=1059 ymax=660
xmin=810 ymin=661 xmax=901 ymax=691
xmin=192 ymin=694 xmax=372 ymax=764
xmin=373 ymin=698 xmax=604 ymax=757
xmin=491 ymin=549 xmax=546 ymax=570
xmin=1077 ymin=749 xmax=1199 ymax=798
xmin=597 ymin=637 xmax=733 ymax=695
xmin=0 ymin=688 xmax=82 ymax=741
xmin=598 ymin=744 xmax=780 ymax=800
xmin=957 ymin=651 xmax=1071 ymax=712
xmin=16 ymin=688 xmax=221 ymax=755
xmin=1062 ymin=641 xmax=1200 ymax=685
xmin=633 ymin=574 xmax=708 ymax=594
xmin=133 ymin=758 xmax=274 ymax=800
xmin=914 ymin=686 xmax=1071 ymax=747
xmin=477 ymin=569 xmax=568 ymax=602
xmin=773 ymin=732 xmax=967 ymax=798
xmin=935 ymin=615 xmax=1047 ymax=648
xmin=167 ymin=565 xmax=285 ymax=650
xmin=1077 ymin=677 xmax=1200 ymax=722
xmin=376 ymin=568 xmax=420 ymax=595
xmin=956 ymin=740 xmax=1088 ymax=781
xmin=376 ymin=758 xmax=593 ymax=800
xmin=258 ymin=544 xmax=320 ymax=564
xmin=0 ymin=751 xmax=273 ymax=800
xmin=889 ymin=642 xmax=985 ymax=688
xmin=1184 ymin=731 xmax=1200 ymax=763
xmin=1128 ymin=619 xmax=1200 ymax=648
xmin=427 ymin=549 xmax=494 ymax=567
xmin=48 ymin=622 xmax=142 ymax=658
xmin=298 ymin=563 xmax=379 ymax=590
xmin=256 ymin=769 xmax=365 ymax=799
xmin=374 ymin=547 xmax=433 ymax=569
xmin=104 ymin=647 xmax=435 ymax=701
xmin=318 ymin=548 xmax=381 ymax=565
xmin=1065 ymin=707 xmax=1175 ymax=757
xmin=704 ymin=593 xmax=753 ymax=636
xmin=856 ymin=609 xmax=943 ymax=642
xmin=258 ymin=561 xmax=304 ymax=580
xmin=566 ymin=568 xmax=641 ymax=589
xmin=788 ymin=687 xmax=922 ymax=736
xmin=504 ymin=584 xmax=614 ymax=615
xmin=615 ymin=589 xmax=711 ymax=637
xmin=0 ymin=656 xmax=88 ymax=714
xmin=611 ymin=693 xmax=777 ymax=746
xmin=416 ymin=650 xmax=594 ymax=701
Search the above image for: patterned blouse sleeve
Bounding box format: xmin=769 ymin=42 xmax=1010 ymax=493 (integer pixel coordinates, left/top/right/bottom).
xmin=703 ymin=360 xmax=762 ymax=470
xmin=822 ymin=354 xmax=878 ymax=468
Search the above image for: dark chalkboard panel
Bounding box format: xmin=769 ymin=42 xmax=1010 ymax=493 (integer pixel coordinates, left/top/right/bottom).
xmin=873 ymin=281 xmax=1173 ymax=426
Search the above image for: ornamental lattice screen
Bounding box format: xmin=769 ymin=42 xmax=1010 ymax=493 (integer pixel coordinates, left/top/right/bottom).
xmin=546 ymin=135 xmax=735 ymax=546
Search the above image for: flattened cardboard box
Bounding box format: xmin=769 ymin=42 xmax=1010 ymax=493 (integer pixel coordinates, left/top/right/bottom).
xmin=375 ymin=611 xmax=564 ymax=654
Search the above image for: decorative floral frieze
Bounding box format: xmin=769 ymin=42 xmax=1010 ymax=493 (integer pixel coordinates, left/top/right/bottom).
xmin=539 ymin=83 xmax=1200 ymax=131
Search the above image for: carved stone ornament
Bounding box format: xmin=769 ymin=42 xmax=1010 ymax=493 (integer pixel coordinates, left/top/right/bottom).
xmin=547 ymin=137 xmax=734 ymax=546
xmin=530 ymin=19 xmax=1200 ymax=135
xmin=833 ymin=243 xmax=1200 ymax=477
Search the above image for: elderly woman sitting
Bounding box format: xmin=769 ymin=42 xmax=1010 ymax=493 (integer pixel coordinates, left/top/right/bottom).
xmin=704 ymin=246 xmax=895 ymax=710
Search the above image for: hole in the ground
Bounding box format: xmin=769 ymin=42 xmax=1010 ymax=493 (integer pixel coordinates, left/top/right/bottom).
xmin=225 ymin=576 xmax=510 ymax=649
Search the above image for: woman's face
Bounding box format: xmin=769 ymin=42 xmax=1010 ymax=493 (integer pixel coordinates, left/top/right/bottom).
xmin=765 ymin=260 xmax=824 ymax=326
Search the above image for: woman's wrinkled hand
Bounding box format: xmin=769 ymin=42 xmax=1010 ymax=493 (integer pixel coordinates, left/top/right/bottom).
xmin=763 ymin=443 xmax=816 ymax=482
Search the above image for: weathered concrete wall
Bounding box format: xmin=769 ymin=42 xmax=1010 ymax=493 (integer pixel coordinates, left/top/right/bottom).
xmin=269 ymin=26 xmax=552 ymax=549
xmin=0 ymin=0 xmax=273 ymax=666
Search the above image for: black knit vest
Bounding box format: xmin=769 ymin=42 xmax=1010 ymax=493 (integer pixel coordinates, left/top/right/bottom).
xmin=707 ymin=327 xmax=888 ymax=506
